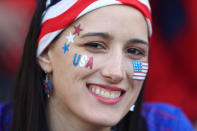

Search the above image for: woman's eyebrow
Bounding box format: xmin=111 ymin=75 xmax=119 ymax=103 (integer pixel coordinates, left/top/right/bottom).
xmin=128 ymin=38 xmax=149 ymax=47
xmin=80 ymin=32 xmax=112 ymax=39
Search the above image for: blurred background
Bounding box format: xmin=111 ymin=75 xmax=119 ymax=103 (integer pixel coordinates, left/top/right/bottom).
xmin=0 ymin=0 xmax=36 ymax=102
xmin=0 ymin=0 xmax=196 ymax=128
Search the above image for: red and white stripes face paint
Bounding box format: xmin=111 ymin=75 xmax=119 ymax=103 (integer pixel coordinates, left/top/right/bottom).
xmin=132 ymin=61 xmax=148 ymax=80
xmin=37 ymin=0 xmax=152 ymax=56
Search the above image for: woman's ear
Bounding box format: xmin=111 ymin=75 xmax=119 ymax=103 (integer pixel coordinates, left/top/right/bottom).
xmin=38 ymin=48 xmax=53 ymax=73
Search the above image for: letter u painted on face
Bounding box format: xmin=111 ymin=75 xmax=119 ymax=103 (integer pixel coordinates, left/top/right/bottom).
xmin=73 ymin=53 xmax=81 ymax=66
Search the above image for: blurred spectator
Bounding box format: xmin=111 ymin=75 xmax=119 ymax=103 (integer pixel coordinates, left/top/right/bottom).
xmin=145 ymin=0 xmax=197 ymax=124
xmin=0 ymin=0 xmax=36 ymax=102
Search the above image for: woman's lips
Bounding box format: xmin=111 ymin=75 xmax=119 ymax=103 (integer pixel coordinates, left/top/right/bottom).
xmin=86 ymin=83 xmax=126 ymax=105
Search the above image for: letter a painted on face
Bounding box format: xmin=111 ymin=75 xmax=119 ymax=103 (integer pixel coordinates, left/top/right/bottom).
xmin=79 ymin=55 xmax=88 ymax=67
xmin=85 ymin=57 xmax=93 ymax=69
xmin=73 ymin=53 xmax=81 ymax=67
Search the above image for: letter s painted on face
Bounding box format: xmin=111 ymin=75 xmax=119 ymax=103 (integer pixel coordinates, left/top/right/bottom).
xmin=79 ymin=55 xmax=88 ymax=67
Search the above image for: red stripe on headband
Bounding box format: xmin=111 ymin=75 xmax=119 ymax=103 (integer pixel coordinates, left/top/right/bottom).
xmin=118 ymin=0 xmax=152 ymax=41
xmin=38 ymin=0 xmax=98 ymax=45
xmin=118 ymin=0 xmax=151 ymax=20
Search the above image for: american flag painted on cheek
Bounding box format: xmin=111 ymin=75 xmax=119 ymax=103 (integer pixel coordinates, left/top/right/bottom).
xmin=132 ymin=61 xmax=148 ymax=80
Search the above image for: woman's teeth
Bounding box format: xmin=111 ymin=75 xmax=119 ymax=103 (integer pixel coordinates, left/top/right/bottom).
xmin=89 ymin=86 xmax=121 ymax=99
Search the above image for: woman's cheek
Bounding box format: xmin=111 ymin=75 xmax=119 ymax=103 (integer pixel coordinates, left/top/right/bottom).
xmin=131 ymin=61 xmax=148 ymax=80
xmin=125 ymin=60 xmax=148 ymax=85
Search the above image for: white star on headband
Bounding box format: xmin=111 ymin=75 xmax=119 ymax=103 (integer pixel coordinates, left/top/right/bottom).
xmin=66 ymin=32 xmax=75 ymax=44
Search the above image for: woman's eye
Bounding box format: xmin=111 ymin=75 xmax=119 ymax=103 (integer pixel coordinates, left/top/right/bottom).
xmin=126 ymin=48 xmax=144 ymax=56
xmin=84 ymin=42 xmax=105 ymax=49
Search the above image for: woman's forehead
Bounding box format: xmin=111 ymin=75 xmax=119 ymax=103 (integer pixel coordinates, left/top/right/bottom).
xmin=71 ymin=6 xmax=148 ymax=41
xmin=76 ymin=5 xmax=146 ymax=23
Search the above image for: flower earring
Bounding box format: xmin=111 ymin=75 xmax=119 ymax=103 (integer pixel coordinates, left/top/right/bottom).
xmin=130 ymin=105 xmax=135 ymax=112
xmin=44 ymin=74 xmax=51 ymax=98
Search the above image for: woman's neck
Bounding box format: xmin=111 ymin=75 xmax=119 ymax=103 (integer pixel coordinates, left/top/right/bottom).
xmin=47 ymin=97 xmax=111 ymax=131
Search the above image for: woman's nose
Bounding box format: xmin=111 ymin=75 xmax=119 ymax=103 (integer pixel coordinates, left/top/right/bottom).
xmin=100 ymin=54 xmax=124 ymax=83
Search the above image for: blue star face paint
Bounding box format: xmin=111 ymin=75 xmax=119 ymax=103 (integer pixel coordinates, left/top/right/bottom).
xmin=62 ymin=43 xmax=70 ymax=54
xmin=132 ymin=61 xmax=148 ymax=80
xmin=63 ymin=24 xmax=93 ymax=70
xmin=61 ymin=25 xmax=79 ymax=55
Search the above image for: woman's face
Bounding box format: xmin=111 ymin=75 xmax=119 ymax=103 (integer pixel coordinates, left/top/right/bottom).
xmin=46 ymin=5 xmax=148 ymax=127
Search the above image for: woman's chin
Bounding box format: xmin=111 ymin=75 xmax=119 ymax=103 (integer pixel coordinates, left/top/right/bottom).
xmin=84 ymin=114 xmax=122 ymax=128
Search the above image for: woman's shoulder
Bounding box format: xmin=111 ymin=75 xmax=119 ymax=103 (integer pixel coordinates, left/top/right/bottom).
xmin=0 ymin=102 xmax=12 ymax=131
xmin=142 ymin=102 xmax=195 ymax=131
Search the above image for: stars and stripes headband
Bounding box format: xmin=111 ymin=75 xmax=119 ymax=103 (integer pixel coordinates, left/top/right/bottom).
xmin=37 ymin=0 xmax=152 ymax=56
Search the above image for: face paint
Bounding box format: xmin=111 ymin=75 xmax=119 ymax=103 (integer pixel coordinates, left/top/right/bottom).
xmin=62 ymin=43 xmax=70 ymax=54
xmin=64 ymin=24 xmax=93 ymax=70
xmin=61 ymin=25 xmax=78 ymax=54
xmin=85 ymin=56 xmax=93 ymax=70
xmin=73 ymin=53 xmax=81 ymax=66
xmin=79 ymin=55 xmax=88 ymax=67
xmin=66 ymin=32 xmax=75 ymax=44
xmin=73 ymin=53 xmax=93 ymax=70
xmin=73 ymin=24 xmax=83 ymax=36
xmin=72 ymin=24 xmax=94 ymax=69
xmin=132 ymin=61 xmax=148 ymax=80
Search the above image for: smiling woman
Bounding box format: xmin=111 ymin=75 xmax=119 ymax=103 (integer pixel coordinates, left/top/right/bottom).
xmin=38 ymin=6 xmax=149 ymax=130
xmin=0 ymin=0 xmax=195 ymax=131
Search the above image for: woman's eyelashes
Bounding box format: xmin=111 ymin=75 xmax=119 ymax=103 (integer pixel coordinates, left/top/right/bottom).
xmin=126 ymin=47 xmax=145 ymax=59
xmin=84 ymin=42 xmax=106 ymax=51
xmin=82 ymin=42 xmax=146 ymax=59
